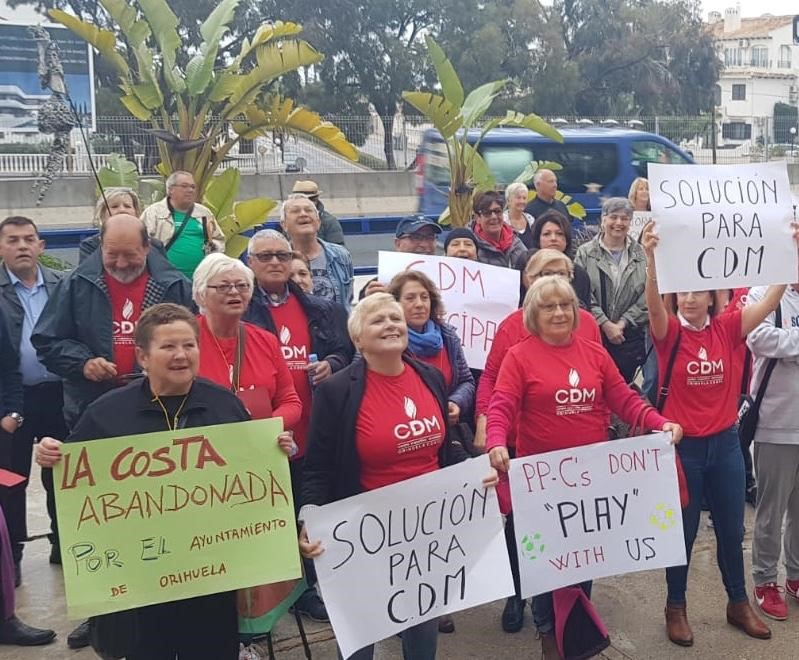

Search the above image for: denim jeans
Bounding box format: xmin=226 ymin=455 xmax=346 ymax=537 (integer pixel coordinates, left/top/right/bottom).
xmin=665 ymin=426 xmax=747 ymax=604
xmin=533 ymin=582 xmax=592 ymax=635
xmin=338 ymin=618 xmax=438 ymax=660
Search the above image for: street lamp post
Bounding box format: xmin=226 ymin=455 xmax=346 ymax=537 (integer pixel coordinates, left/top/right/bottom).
xmin=790 ymin=126 xmax=797 ymax=155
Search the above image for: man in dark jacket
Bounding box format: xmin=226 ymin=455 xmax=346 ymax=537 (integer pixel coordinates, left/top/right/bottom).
xmin=244 ymin=228 xmax=353 ymax=622
xmin=291 ymin=180 xmax=346 ymax=246
xmin=526 ymin=168 xmax=573 ymax=221
xmin=0 ymin=216 xmax=66 ymax=572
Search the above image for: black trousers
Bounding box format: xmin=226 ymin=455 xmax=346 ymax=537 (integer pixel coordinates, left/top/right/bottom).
xmin=0 ymin=382 xmax=66 ymax=561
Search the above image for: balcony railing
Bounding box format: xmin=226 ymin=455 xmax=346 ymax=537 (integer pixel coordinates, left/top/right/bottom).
xmin=777 ymin=59 xmax=793 ymax=69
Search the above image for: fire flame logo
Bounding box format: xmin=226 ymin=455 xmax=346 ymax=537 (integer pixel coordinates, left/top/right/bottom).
xmin=122 ymin=298 xmax=134 ymax=321
xmin=698 ymin=347 xmax=708 ymax=361
xmin=568 ymin=368 xmax=580 ymax=388
xmin=279 ymin=326 xmax=291 ymax=345
xmin=403 ymin=396 xmax=417 ymax=419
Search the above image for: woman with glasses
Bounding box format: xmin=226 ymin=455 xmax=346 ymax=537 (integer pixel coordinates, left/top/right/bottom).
xmin=79 ymin=187 xmax=144 ymax=263
xmin=192 ymin=253 xmax=302 ymax=425
xmin=470 ymin=191 xmax=527 ymax=268
xmin=486 ymin=275 xmax=683 ymax=657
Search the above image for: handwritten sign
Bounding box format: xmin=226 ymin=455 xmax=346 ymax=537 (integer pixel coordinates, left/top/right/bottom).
xmin=377 ymin=251 xmax=519 ymax=369
xmin=304 ymin=456 xmax=513 ymax=659
xmin=628 ymin=211 xmax=653 ymax=241
xmin=509 ymin=433 xmax=686 ymax=597
xmin=648 ymin=162 xmax=797 ymax=293
xmin=54 ymin=419 xmax=301 ymax=619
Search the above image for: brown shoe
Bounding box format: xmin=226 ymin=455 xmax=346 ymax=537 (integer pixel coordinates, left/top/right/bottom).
xmin=726 ymin=600 xmax=771 ymax=639
xmin=540 ymin=632 xmax=563 ymax=660
xmin=665 ymin=600 xmax=694 ymax=646
xmin=437 ymin=614 xmax=455 ymax=634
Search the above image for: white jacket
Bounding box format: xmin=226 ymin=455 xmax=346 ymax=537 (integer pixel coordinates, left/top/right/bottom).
xmin=746 ymin=285 xmax=799 ymax=444
xmin=140 ymin=198 xmax=225 ymax=252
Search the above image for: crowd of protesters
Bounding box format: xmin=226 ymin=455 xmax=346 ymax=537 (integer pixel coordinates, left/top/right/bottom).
xmin=0 ymin=166 xmax=795 ymax=660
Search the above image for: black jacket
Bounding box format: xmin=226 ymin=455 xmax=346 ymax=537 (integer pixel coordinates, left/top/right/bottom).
xmin=67 ymin=377 xmax=249 ymax=443
xmin=0 ymin=306 xmax=22 ymax=416
xmin=301 ymin=357 xmax=466 ymax=508
xmin=244 ymin=281 xmax=354 ymax=373
xmin=0 ymin=264 xmax=62 ymax=351
xmin=31 ymin=250 xmax=194 ymax=428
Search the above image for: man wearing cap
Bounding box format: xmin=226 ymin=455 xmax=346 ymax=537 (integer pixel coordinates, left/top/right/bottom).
xmin=360 ymin=214 xmax=442 ymax=298
xmin=291 ymin=180 xmax=345 ymax=246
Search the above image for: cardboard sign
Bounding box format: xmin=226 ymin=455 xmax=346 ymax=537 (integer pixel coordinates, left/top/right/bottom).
xmin=304 ymin=456 xmax=514 ymax=659
xmin=377 ymin=251 xmax=520 ymax=369
xmin=509 ymin=433 xmax=686 ymax=597
xmin=628 ymin=211 xmax=653 ymax=241
xmin=648 ymin=162 xmax=797 ymax=293
xmin=54 ymin=419 xmax=301 ymax=619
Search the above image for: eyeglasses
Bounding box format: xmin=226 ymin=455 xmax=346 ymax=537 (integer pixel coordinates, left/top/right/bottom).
xmin=400 ymin=232 xmax=437 ymax=242
xmin=540 ymin=302 xmax=573 ymax=314
xmin=173 ymin=183 xmax=196 ymax=190
xmin=251 ymin=251 xmax=292 ymax=263
xmin=207 ymin=283 xmax=251 ymax=294
xmin=479 ymin=208 xmax=504 ymax=217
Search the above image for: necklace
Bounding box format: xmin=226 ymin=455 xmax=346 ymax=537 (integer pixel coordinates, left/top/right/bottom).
xmin=208 ymin=325 xmax=241 ymax=391
xmin=152 ymin=393 xmax=190 ymax=430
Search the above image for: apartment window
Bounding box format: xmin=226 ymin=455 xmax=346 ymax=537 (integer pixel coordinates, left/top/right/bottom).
xmin=779 ymin=45 xmax=792 ymax=68
xmin=731 ymin=84 xmax=746 ymax=100
xmin=722 ymin=122 xmax=752 ymax=140
xmin=724 ymin=48 xmax=742 ymax=66
xmin=751 ymin=46 xmax=768 ymax=67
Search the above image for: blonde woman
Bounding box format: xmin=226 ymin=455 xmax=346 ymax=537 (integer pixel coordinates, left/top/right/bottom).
xmin=504 ymin=182 xmax=535 ymax=248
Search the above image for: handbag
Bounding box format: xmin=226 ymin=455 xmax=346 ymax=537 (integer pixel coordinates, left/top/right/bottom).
xmin=738 ymin=305 xmax=781 ymax=445
xmin=599 ymin=271 xmax=646 ymax=380
xmin=552 ymin=586 xmax=611 ymax=660
xmin=88 ymin=610 xmax=141 ymax=659
xmin=654 ymin=327 xmax=689 ymax=509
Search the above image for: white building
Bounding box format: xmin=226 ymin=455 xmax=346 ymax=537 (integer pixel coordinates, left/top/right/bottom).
xmin=708 ymin=6 xmax=798 ymax=146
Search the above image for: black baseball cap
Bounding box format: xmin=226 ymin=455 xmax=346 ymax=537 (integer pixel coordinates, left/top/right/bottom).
xmin=395 ymin=214 xmax=442 ymax=238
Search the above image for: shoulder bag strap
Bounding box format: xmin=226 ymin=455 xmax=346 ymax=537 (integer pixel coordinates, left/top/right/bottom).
xmin=164 ymin=202 xmax=195 ymax=252
xmin=599 ymin=269 xmax=608 ymax=316
xmin=751 ymin=304 xmax=782 ymax=409
xmin=231 ymin=323 xmax=246 ymax=393
xmin=655 ymin=327 xmax=682 ymax=413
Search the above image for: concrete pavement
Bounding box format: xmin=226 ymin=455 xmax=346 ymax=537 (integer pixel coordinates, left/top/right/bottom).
xmin=7 ymin=473 xmax=799 ymax=659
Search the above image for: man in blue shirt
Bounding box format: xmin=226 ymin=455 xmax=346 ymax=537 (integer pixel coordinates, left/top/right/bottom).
xmin=0 ymin=217 xmax=66 ymax=580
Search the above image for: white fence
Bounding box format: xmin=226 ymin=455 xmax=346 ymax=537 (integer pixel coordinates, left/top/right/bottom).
xmin=0 ymin=152 xmax=147 ymax=176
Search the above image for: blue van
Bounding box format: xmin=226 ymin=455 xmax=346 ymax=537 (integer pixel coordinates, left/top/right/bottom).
xmin=415 ymin=127 xmax=694 ymax=225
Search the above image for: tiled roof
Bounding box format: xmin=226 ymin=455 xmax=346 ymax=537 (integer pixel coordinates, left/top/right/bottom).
xmin=708 ymin=15 xmax=794 ymax=40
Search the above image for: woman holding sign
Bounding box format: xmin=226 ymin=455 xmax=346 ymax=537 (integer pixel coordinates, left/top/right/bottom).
xmin=35 ymin=303 xmax=298 ymax=659
xmin=641 ymin=221 xmax=794 ymax=646
xmin=485 ymin=275 xmax=682 ymax=657
xmin=299 ymin=293 xmax=495 ymax=660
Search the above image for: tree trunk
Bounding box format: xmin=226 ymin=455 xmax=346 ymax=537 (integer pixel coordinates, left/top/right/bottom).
xmin=379 ymin=114 xmax=397 ymax=169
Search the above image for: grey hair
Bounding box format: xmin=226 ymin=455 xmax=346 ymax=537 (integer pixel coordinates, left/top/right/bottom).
xmin=522 ymin=275 xmax=579 ymax=335
xmin=93 ymin=187 xmax=141 ymax=227
xmin=248 ymin=228 xmax=291 ymax=255
xmin=192 ymin=252 xmax=254 ymax=313
xmin=347 ymin=293 xmax=404 ymax=345
xmin=533 ymin=168 xmax=555 ymax=187
xmin=166 ymin=170 xmax=193 ymax=190
xmin=601 ymin=196 xmax=634 ymax=218
xmin=280 ymin=193 xmax=319 ymax=223
xmin=504 ymin=182 xmax=529 ymax=204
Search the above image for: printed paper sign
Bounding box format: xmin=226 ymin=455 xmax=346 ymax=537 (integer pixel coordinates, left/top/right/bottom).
xmin=54 ymin=419 xmax=301 ymax=619
xmin=305 ymin=456 xmax=514 ymax=659
xmin=377 ymin=251 xmax=519 ymax=369
xmin=628 ymin=211 xmax=653 ymax=241
xmin=648 ymin=162 xmax=797 ymax=293
xmin=509 ymin=433 xmax=686 ymax=598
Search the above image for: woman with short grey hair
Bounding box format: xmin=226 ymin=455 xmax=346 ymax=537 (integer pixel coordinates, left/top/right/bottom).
xmin=574 ymin=197 xmax=648 ymax=382
xmin=504 ymin=182 xmax=535 ymax=248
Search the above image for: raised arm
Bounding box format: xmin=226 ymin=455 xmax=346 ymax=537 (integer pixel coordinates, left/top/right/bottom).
xmin=741 ymin=284 xmax=787 ymax=339
xmin=641 ymin=221 xmax=669 ymax=341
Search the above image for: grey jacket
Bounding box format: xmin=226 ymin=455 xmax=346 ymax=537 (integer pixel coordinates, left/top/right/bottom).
xmin=574 ymin=235 xmax=648 ymax=328
xmin=0 ymin=264 xmax=62 ymax=350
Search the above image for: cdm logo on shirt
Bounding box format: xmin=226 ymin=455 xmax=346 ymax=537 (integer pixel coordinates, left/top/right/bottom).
xmin=555 ymin=369 xmax=596 ymax=416
xmin=278 ymin=325 xmax=307 ymax=361
xmin=394 ymin=396 xmax=441 ymax=442
xmin=112 ymin=298 xmax=136 ymax=336
xmin=686 ymin=346 xmax=724 ymax=386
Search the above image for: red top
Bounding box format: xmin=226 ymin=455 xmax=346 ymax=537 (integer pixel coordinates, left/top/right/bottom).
xmin=104 ymin=271 xmax=149 ymax=380
xmin=356 ymin=365 xmax=444 ymax=491
xmin=487 ymin=333 xmax=667 ymax=456
xmin=726 ymin=288 xmax=750 ymax=394
xmin=196 ymin=316 xmax=302 ymax=430
xmin=653 ymin=311 xmax=743 ymax=438
xmin=269 ymin=295 xmax=313 ymax=457
xmin=412 ymin=347 xmax=453 ymax=388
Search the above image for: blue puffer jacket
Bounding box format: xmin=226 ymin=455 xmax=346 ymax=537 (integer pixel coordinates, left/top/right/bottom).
xmin=437 ymin=322 xmax=476 ymax=422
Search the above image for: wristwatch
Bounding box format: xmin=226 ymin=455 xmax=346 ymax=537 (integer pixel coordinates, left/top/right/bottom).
xmin=8 ymin=412 xmax=24 ymax=428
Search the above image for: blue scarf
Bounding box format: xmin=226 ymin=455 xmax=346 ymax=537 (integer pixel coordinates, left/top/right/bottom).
xmin=407 ymin=320 xmax=444 ymax=358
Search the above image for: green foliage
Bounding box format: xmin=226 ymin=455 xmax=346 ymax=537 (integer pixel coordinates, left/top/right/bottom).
xmin=38 ymin=253 xmax=72 ymax=271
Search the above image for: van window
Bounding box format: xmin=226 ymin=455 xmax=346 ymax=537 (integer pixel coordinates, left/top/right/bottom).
xmin=630 ymin=140 xmax=690 ymax=178
xmin=424 ymin=141 xmax=451 ymax=186
xmin=531 ymin=144 xmax=619 ymax=191
xmin=480 ymin=146 xmax=535 ymax=185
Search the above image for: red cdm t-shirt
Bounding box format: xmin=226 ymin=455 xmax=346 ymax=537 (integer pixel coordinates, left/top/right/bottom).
xmin=490 ymin=333 xmax=660 ymax=456
xmin=104 ymin=271 xmax=149 ymax=379
xmin=269 ymin=294 xmax=313 ymax=456
xmin=197 ymin=317 xmax=302 ymax=430
xmin=356 ymin=365 xmax=444 ymax=491
xmin=412 ymin=347 xmax=453 ymax=389
xmin=653 ymin=310 xmax=743 ymax=438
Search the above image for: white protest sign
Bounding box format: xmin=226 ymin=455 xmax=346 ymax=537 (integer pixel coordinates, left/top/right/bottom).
xmin=304 ymin=456 xmax=513 ymax=659
xmin=509 ymin=433 xmax=686 ymax=598
xmin=628 ymin=211 xmax=653 ymax=241
xmin=377 ymin=251 xmax=519 ymax=369
xmin=648 ymin=162 xmax=797 ymax=293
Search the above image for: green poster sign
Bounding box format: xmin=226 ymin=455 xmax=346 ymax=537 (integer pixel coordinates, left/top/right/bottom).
xmin=54 ymin=418 xmax=302 ymax=619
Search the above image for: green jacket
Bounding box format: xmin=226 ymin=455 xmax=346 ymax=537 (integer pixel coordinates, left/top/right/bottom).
xmin=574 ymin=235 xmax=648 ymax=329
